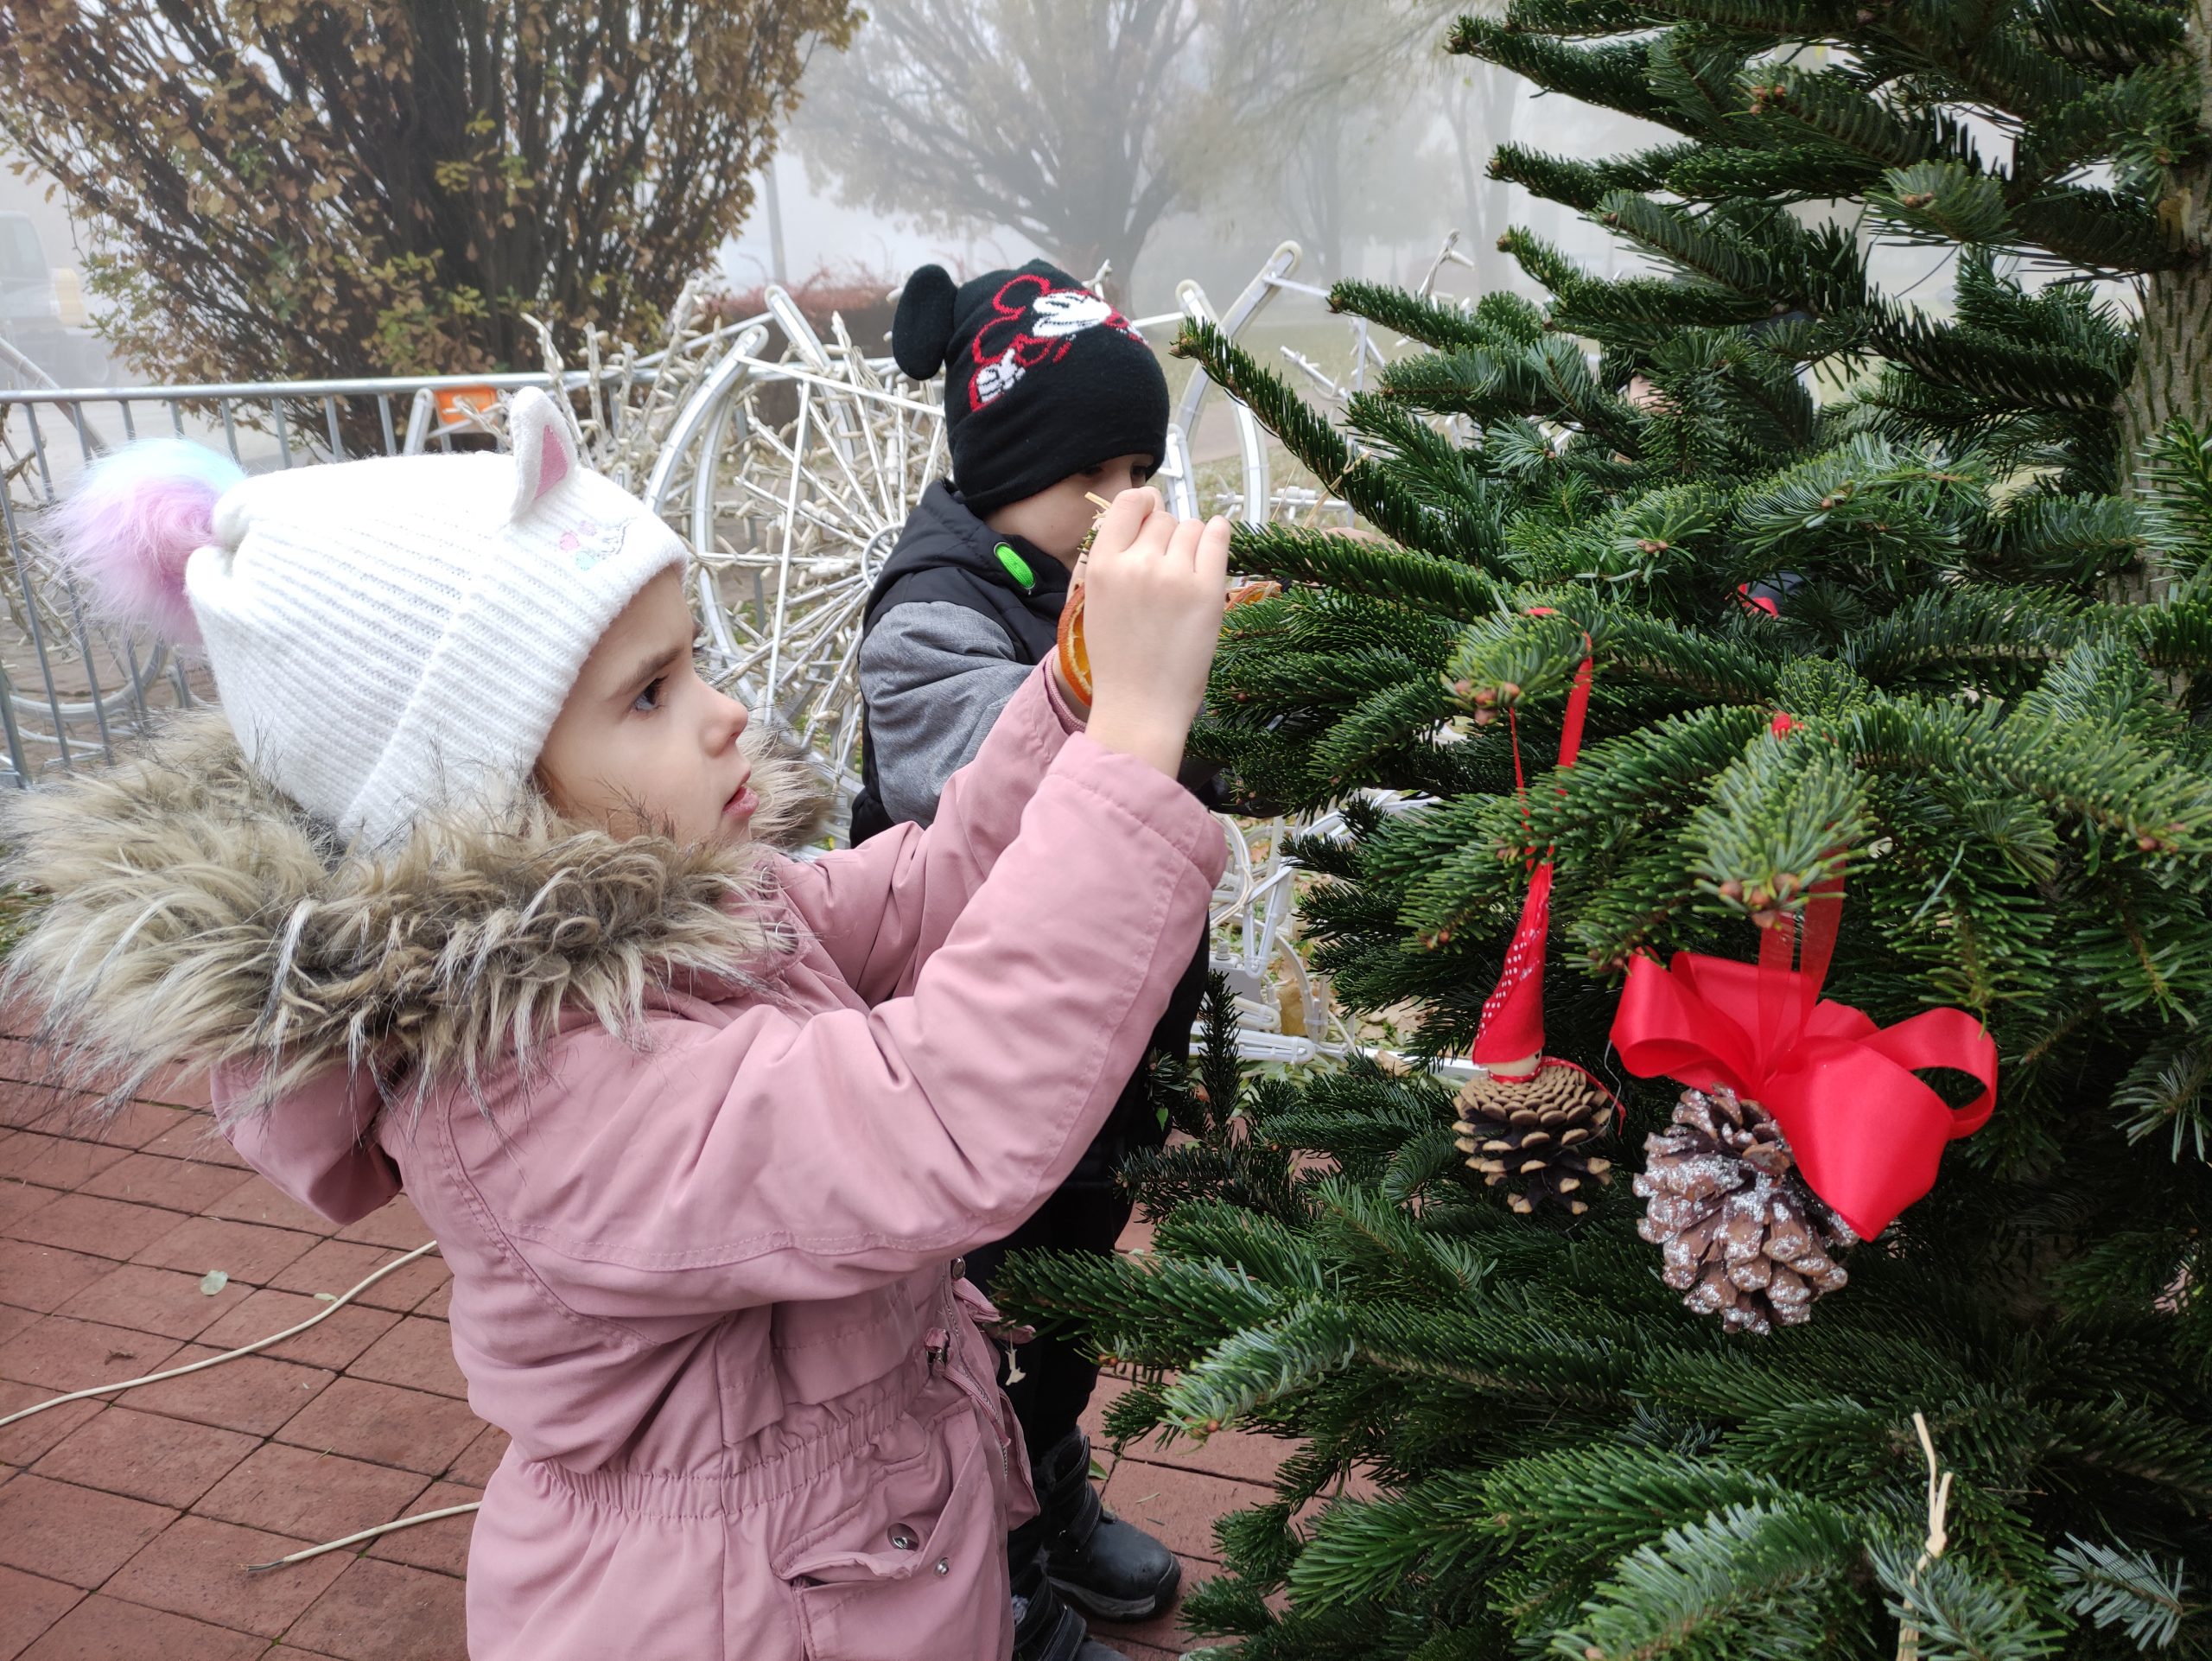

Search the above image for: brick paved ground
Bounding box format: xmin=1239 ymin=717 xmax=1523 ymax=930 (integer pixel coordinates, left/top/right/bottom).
xmin=0 ymin=1041 xmax=1276 ymax=1660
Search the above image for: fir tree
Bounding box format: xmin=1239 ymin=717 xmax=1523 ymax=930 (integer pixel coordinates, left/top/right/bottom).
xmin=1000 ymin=5 xmax=2212 ymax=1655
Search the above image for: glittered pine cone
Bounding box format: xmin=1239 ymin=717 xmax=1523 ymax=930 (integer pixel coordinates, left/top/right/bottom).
xmin=1453 ymin=1058 xmax=1615 ymax=1216
xmin=1631 ymin=1085 xmax=1854 ymax=1335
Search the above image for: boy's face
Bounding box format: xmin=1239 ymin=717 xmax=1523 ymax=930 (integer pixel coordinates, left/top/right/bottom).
xmin=536 ymin=569 xmax=760 ymax=846
xmin=982 ymin=453 xmax=1156 ymax=567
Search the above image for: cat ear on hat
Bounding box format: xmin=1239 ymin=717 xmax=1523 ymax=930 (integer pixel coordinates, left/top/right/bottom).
xmin=507 ymin=387 xmax=583 ymax=519
xmin=892 ymin=264 xmax=958 ymax=382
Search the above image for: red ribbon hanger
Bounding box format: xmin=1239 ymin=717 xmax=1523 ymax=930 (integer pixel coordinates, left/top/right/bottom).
xmin=1608 ymin=851 xmax=1997 ymax=1241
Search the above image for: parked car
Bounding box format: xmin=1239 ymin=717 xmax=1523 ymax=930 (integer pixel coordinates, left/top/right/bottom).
xmin=1 ymin=211 xmax=110 ymax=386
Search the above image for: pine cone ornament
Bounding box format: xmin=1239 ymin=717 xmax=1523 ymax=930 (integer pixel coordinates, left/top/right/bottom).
xmin=1454 ymin=1060 xmax=1614 ymax=1215
xmin=1633 ymin=1085 xmax=1854 ymax=1334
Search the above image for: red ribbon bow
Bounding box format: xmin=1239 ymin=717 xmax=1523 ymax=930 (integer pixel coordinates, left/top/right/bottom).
xmin=1607 ymin=882 xmax=1996 ymax=1241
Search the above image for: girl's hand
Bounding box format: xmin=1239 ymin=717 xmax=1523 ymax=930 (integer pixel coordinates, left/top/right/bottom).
xmin=1075 ymin=487 xmax=1230 ymax=778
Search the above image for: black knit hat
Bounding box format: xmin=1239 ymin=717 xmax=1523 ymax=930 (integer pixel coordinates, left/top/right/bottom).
xmin=891 ymin=259 xmax=1169 ymax=514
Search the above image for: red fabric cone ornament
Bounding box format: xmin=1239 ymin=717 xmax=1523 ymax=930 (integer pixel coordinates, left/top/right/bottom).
xmin=1457 ymin=620 xmax=1618 ymax=1216
xmin=1473 ymin=862 xmax=1554 ymax=1066
xmin=1609 ymin=873 xmax=1997 ymax=1241
xmin=1471 ymin=623 xmax=1592 ymax=1070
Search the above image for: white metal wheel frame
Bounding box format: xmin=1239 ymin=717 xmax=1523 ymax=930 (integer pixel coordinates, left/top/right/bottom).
xmin=639 ymin=248 xmax=1381 ymax=1060
xmin=648 ymin=240 xmax=1338 ymax=822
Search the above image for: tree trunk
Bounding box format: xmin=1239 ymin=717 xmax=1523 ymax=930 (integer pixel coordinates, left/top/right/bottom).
xmin=2116 ymin=0 xmax=2212 ymax=482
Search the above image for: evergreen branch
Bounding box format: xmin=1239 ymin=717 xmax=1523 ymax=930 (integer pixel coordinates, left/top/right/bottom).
xmin=1687 ymin=729 xmax=1865 ymax=917
xmin=1446 ymin=16 xmax=1684 ymax=132
xmin=1986 ymin=492 xmax=2149 ymax=588
xmin=1329 ymin=280 xmax=1510 ymax=355
xmin=1870 ymin=160 xmax=2017 ymax=248
xmin=1177 ymin=316 xmax=1352 ymax=487
xmin=2022 ymin=62 xmax=2202 ymax=196
xmin=2140 ymin=419 xmax=2212 ymax=562
xmin=1282 ymin=1473 xmax=1496 ymax=1610
xmin=1874 ymin=3 xmax=2095 ymax=116
xmin=1500 ymin=0 xmax=1653 ymax=34
xmin=1224 ymin=524 xmax=1504 ymax=613
xmin=2113 ymin=1032 xmax=2212 ymax=1162
xmin=1310 ymin=678 xmax=1459 ymax=782
xmin=1842 ymin=587 xmax=2090 ymax=686
xmin=1155 ymin=1202 xmax=1334 ymax=1294
xmin=2026 ymin=0 xmax=2185 ymax=73
xmin=2008 ymin=186 xmax=2179 ymax=277
xmin=1497 ymin=226 xmax=1598 ymax=304
xmin=1161 ymin=1299 xmax=1361 ymax=1431
xmin=1553 ymin=1500 xmax=1870 ymax=1660
xmin=1871 ymin=1540 xmax=2066 ymax=1661
xmin=1488 ymin=141 xmax=1697 ymax=213
xmin=1215 ymin=1501 xmax=1304 ymax=1588
xmin=990 ymin=1251 xmax=1282 ymax=1368
xmin=2042 ymin=1398 xmax=2212 ymax=1511
xmin=1869 ymin=312 xmax=2126 ymax=416
xmin=2050 ymin=1535 xmax=2192 ymax=1650
xmin=1626 ymin=0 xmax=1841 ymax=31
xmin=1451 ymin=604 xmax=1781 ymax=710
xmin=1494 ymin=1447 xmax=1796 ymax=1572
xmin=2133 ymin=601 xmax=2212 ymax=679
xmin=1849 ymin=698 xmax=2212 ymax=858
xmin=1376 ymin=338 xmax=1647 ymax=461
xmin=1179 ymin=319 xmax=1504 ymax=564
xmin=1592 ymin=190 xmax=1774 ymax=299
xmin=1665 ymin=143 xmax=1885 ymax=205
xmin=1545 ymin=277 xmax=1781 ymax=338
xmin=1745 ymin=65 xmax=1980 ymax=173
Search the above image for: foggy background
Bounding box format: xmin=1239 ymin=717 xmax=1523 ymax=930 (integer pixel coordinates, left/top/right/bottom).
xmin=0 ymin=3 xmax=1974 ymax=391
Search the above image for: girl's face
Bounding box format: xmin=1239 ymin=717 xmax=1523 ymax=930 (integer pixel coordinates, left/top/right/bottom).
xmin=536 ymin=570 xmax=759 ymax=844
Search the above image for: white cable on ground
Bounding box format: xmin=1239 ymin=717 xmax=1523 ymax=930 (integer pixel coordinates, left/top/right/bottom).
xmin=0 ymin=1240 xmax=443 ymax=1429
xmin=246 ymin=1501 xmax=483 ymax=1571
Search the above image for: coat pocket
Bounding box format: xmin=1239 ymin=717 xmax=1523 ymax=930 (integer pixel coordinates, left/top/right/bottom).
xmin=778 ymin=1409 xmax=1008 ymax=1661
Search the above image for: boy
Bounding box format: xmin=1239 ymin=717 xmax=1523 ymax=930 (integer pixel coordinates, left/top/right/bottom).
xmin=850 ymin=260 xmax=1209 ymax=1661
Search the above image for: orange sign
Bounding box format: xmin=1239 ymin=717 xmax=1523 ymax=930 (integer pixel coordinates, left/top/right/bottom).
xmin=435 ymin=385 xmax=499 ymax=428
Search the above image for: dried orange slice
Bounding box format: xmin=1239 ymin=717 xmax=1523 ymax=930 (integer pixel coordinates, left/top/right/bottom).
xmin=1057 ymin=577 xmax=1278 ymax=706
xmin=1057 ymin=582 xmax=1094 ymax=703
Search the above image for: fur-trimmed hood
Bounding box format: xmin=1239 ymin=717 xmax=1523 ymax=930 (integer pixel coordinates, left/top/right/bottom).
xmin=2 ymin=711 xmax=829 ymax=1116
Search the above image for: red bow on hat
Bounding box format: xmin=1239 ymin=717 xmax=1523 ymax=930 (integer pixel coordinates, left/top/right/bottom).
xmin=1608 ymin=876 xmax=1996 ymax=1240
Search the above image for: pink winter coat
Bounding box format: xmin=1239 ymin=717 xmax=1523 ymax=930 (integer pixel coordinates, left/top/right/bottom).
xmin=2 ymin=665 xmax=1225 ymax=1661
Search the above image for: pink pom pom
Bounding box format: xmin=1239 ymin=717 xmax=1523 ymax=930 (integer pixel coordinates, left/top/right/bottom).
xmin=48 ymin=440 xmax=245 ymax=649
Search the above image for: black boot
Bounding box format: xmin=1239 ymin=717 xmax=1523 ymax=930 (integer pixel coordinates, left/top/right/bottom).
xmin=1012 ymin=1534 xmax=1129 ymax=1661
xmin=1033 ymin=1430 xmax=1181 ymax=1624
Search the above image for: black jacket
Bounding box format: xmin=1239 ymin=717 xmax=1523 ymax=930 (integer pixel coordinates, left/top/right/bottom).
xmin=849 ymin=480 xmax=1211 ymax=1179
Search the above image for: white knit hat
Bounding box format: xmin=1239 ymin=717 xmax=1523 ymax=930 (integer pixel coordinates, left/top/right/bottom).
xmin=54 ymin=390 xmax=686 ymax=850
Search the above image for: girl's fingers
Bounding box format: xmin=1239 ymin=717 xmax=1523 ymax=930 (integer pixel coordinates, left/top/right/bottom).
xmin=1166 ymin=514 xmax=1205 ymax=571
xmin=1131 ymin=502 xmax=1179 ymax=559
xmin=1094 ymin=487 xmax=1158 ymax=557
xmin=1198 ymin=515 xmax=1232 ymax=586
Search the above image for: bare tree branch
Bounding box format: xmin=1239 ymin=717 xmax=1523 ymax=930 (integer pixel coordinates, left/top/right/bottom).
xmin=0 ymin=0 xmax=859 ymax=387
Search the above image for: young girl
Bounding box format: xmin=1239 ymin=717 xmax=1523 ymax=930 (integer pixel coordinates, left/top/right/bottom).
xmin=8 ymin=389 xmax=1230 ymax=1661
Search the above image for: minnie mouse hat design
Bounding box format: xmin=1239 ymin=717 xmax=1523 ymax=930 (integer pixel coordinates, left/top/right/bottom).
xmin=892 ymin=258 xmax=1168 ymax=514
xmin=48 ymin=389 xmax=685 ymax=850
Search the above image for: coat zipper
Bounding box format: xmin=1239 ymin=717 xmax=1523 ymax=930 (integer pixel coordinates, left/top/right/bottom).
xmin=931 ymin=1272 xmax=1009 ymax=1480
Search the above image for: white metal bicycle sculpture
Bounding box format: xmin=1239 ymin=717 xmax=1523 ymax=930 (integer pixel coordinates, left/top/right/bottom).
xmin=639 ymin=242 xmax=1383 ymax=1062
